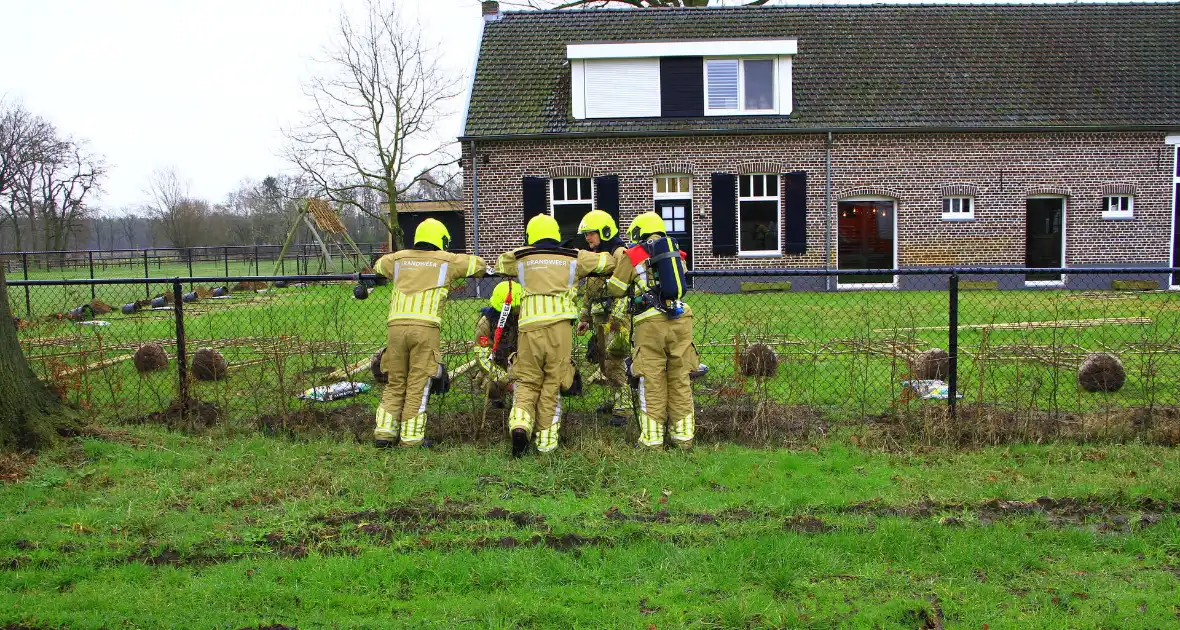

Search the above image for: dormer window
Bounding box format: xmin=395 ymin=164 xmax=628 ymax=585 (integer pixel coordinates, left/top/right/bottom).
xmin=706 ymin=59 xmax=776 ymax=114
xmin=567 ymin=39 xmax=795 ymax=120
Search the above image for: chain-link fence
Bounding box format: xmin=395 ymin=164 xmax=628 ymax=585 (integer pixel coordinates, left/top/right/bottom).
xmin=10 ymin=267 xmax=1180 ymax=446
xmin=2 ymin=243 xmax=387 ymax=286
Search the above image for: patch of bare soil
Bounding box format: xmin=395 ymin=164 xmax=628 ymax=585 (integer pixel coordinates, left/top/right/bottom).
xmin=841 ymin=495 xmax=1177 ymax=530
xmin=317 ymin=503 xmax=546 ymax=530
xmin=784 ymin=515 xmax=835 ymax=533
xmin=134 ymin=399 xmax=221 ymax=433
xmin=866 ymin=404 xmax=1180 ymax=448
xmin=257 ymin=404 xmax=372 ymax=443
xmin=695 ymin=398 xmax=827 ymax=445
xmin=0 ymin=452 xmax=36 ymax=484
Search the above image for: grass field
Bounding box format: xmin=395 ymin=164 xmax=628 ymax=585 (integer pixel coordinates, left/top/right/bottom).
xmin=1 ymin=428 xmax=1179 ymax=628
xmin=14 ymin=277 xmax=1180 ymax=432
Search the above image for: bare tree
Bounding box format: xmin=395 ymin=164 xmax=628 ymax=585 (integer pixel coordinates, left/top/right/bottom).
xmin=0 ymin=100 xmax=57 ymax=252
xmin=15 ymin=139 xmax=106 ymax=252
xmin=144 ymin=167 xmax=210 ymax=249
xmin=284 ymin=0 xmax=461 ymax=250
xmin=0 ymin=100 xmax=80 ymax=451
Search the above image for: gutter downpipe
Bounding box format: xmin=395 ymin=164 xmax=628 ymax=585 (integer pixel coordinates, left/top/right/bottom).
xmin=471 ymin=139 xmax=482 ymax=299
xmin=825 ymin=131 xmax=833 ymax=292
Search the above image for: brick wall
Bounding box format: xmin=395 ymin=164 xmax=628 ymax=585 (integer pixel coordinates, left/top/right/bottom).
xmin=461 ymin=132 xmax=1176 ymax=270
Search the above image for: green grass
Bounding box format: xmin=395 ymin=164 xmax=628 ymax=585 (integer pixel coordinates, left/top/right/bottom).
xmin=2 ymin=430 xmax=1179 ymax=628
xmin=15 ymin=281 xmax=1180 ymax=427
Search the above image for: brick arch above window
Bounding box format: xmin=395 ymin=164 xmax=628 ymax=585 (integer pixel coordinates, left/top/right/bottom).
xmin=737 ymin=160 xmax=786 ymax=175
xmin=837 ymin=187 xmax=903 ymax=201
xmin=548 ymin=165 xmax=594 ymax=178
xmin=1026 ymin=186 xmax=1072 ymax=197
xmin=650 ymin=161 xmax=695 ymax=176
xmin=940 ymin=183 xmax=979 ymax=198
xmin=1101 ymin=183 xmax=1137 ymax=196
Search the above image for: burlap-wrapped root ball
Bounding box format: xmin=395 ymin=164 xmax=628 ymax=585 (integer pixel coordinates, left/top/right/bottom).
xmin=911 ymin=348 xmax=950 ymax=381
xmin=1078 ymin=352 xmax=1126 ymax=393
xmin=133 ymin=343 xmax=169 ymax=373
xmin=370 ymin=348 xmax=388 ymax=384
xmin=191 ymin=348 xmax=228 ymax=381
xmin=741 ymin=343 xmax=779 ymax=378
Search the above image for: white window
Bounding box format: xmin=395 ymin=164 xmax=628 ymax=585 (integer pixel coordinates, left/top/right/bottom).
xmin=550 ymin=177 xmax=593 ymax=206
xmin=654 ymin=175 xmax=692 ymax=199
xmin=942 ymin=197 xmax=974 ymax=220
xmin=550 ymin=177 xmax=594 ymax=243
xmin=582 ymin=58 xmax=661 ymax=119
xmin=1102 ymin=195 xmax=1134 ymax=220
xmin=706 ymin=58 xmax=778 ymax=115
xmin=738 ymin=173 xmax=780 ymax=255
xmin=661 ymin=205 xmax=687 ymax=234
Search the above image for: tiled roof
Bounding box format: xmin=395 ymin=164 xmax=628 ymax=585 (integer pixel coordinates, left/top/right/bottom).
xmin=463 ymin=3 xmax=1180 ymax=137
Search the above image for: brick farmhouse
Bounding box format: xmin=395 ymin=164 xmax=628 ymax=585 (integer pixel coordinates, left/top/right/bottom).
xmin=453 ymin=2 xmax=1180 ymax=290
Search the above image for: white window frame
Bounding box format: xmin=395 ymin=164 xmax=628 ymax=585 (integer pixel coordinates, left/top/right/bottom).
xmin=1171 ymin=143 xmax=1180 ymax=290
xmin=705 ymin=57 xmax=778 ymax=116
xmin=836 ymin=196 xmax=899 ymax=290
xmin=941 ymin=197 xmax=975 ymax=221
xmin=549 ymin=177 xmax=594 ymax=215
xmin=737 ymin=173 xmax=782 ymax=257
xmin=1101 ymin=195 xmax=1134 ymax=220
xmin=653 ymin=174 xmax=692 ymax=200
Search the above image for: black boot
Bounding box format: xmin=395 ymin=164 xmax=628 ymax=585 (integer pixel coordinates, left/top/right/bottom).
xmin=561 ymin=369 xmax=583 ymax=396
xmin=374 ymin=439 xmax=394 ymax=449
xmin=511 ymin=428 xmax=530 ymax=458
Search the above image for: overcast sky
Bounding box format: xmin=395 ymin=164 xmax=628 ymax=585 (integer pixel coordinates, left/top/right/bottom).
xmin=0 ymin=0 xmax=1144 ymax=212
xmin=0 ymin=0 xmax=483 ymax=211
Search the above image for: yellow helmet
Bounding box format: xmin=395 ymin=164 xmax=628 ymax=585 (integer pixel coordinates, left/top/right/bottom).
xmin=414 ymin=218 xmax=451 ymax=250
xmin=628 ymin=211 xmax=666 ymax=242
xmin=525 ymin=213 xmax=561 ymax=245
xmin=577 ymin=209 xmax=617 ymax=241
xmin=489 ymin=280 xmax=522 ymax=309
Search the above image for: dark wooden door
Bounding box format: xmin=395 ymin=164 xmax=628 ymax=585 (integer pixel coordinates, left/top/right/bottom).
xmin=1026 ymin=198 xmax=1064 ymax=282
xmin=837 ymin=200 xmax=894 ymax=284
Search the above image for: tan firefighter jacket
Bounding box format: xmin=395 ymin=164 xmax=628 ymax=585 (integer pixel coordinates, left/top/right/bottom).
xmin=374 ymin=249 xmax=486 ymax=327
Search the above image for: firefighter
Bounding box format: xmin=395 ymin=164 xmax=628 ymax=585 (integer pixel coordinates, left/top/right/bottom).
xmin=498 ymin=213 xmax=616 ymax=456
xmin=574 ymin=209 xmax=632 ymax=426
xmin=371 ymin=218 xmax=486 ymax=448
xmin=607 ymin=211 xmax=695 ymax=449
xmin=474 ymin=280 xmax=522 ymax=408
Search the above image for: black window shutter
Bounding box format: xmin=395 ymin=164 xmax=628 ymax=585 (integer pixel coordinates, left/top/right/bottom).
xmin=783 ymin=171 xmax=807 ymax=254
xmin=660 ymin=57 xmax=704 ymax=118
xmin=522 ymin=176 xmax=548 ymax=230
xmin=594 ymin=175 xmax=620 ymax=230
xmin=711 ymin=173 xmax=737 ymax=256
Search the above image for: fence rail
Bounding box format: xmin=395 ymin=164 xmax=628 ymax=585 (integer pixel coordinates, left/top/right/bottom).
xmin=10 ymin=267 xmax=1180 ymax=446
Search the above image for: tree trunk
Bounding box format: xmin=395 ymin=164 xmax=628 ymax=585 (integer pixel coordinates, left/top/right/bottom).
xmin=0 ymin=264 xmax=77 ymax=451
xmin=385 ymin=180 xmax=403 ymax=251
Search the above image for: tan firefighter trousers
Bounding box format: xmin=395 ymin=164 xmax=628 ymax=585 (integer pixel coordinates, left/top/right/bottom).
xmin=374 ymin=324 xmax=441 ymax=445
xmin=632 ymin=315 xmax=695 ymax=447
xmin=508 ymin=322 xmax=575 ymax=452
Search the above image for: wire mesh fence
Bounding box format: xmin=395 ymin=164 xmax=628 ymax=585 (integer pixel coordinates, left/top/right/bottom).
xmin=9 ymin=267 xmax=1180 ymax=447
xmin=1 ymin=243 xmax=387 ymax=285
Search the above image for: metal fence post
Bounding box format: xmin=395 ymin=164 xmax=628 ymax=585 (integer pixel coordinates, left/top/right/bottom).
xmin=142 ymin=250 xmax=151 ymax=299
xmin=187 ymin=248 xmax=194 ymax=290
xmin=947 ymin=272 xmax=959 ymax=419
xmin=88 ymin=252 xmax=96 ymax=300
xmin=172 ymin=277 xmax=189 ymax=408
xmin=21 ymin=252 xmax=31 ymax=316
xmin=254 ymin=244 xmax=259 ymax=275
xmin=224 ymin=247 xmax=229 ymax=277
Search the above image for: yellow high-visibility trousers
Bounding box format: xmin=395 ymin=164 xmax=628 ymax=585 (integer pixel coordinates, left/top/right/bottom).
xmin=632 ymin=316 xmax=695 ymax=448
xmin=509 ymin=322 xmax=574 ymax=452
xmin=375 ymin=324 xmax=440 ymax=445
